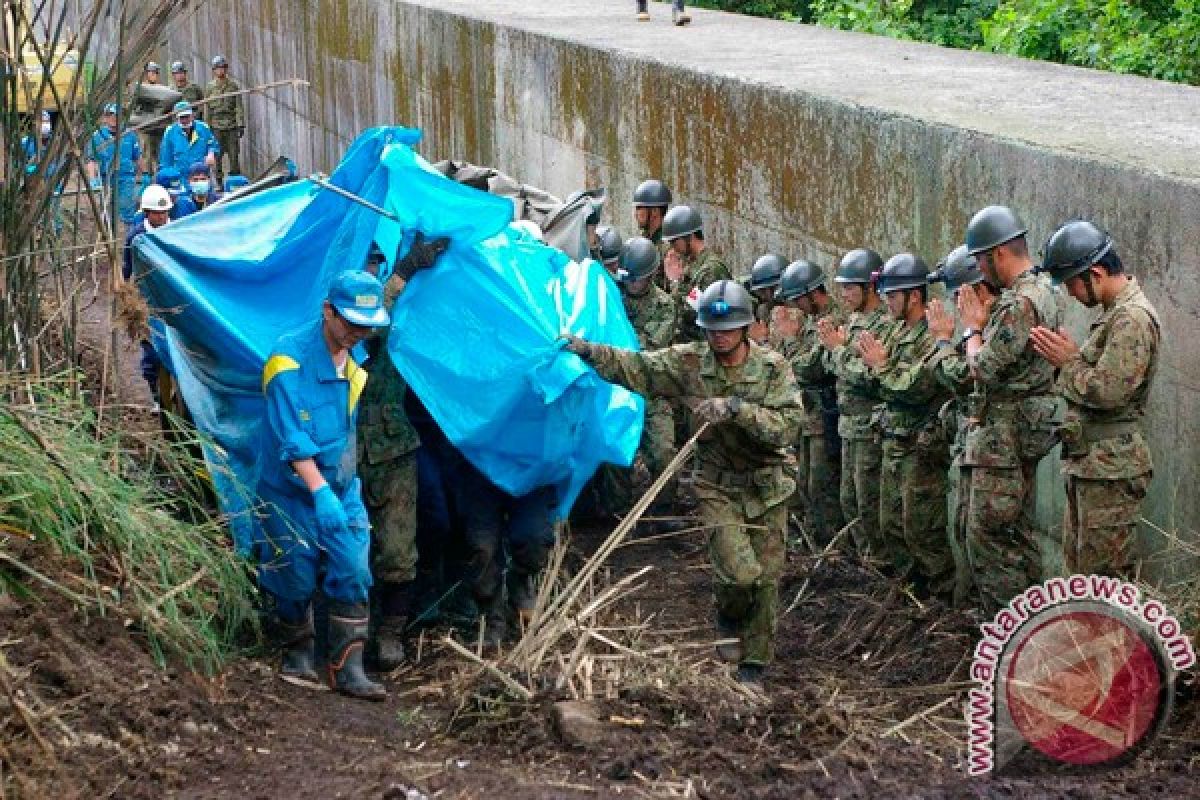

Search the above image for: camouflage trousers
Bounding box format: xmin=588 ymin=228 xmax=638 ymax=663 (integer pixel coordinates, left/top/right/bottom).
xmin=699 ymin=486 xmax=787 ymax=666
xmin=963 ymin=463 xmax=1041 ymax=613
xmin=600 ymin=397 xmax=677 ymax=515
xmin=213 ymin=127 xmax=241 ymax=182
xmin=840 ymin=435 xmax=882 ymax=556
xmin=1063 ymin=471 xmax=1150 ymax=578
xmin=361 ymin=454 xmax=419 ymax=584
xmin=794 ymin=432 xmax=843 ymax=545
xmin=879 ymin=437 xmax=952 ymax=594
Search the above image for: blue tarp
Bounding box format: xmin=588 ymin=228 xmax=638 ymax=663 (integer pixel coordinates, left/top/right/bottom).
xmin=134 ymin=126 xmax=643 ymax=553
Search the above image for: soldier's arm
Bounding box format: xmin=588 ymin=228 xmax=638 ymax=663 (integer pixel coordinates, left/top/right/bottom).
xmin=1058 ymin=309 xmax=1157 ymax=410
xmin=730 ymin=360 xmax=805 ymax=447
xmin=645 ymin=311 xmax=676 ymax=350
xmin=970 ymin=297 xmax=1032 ymax=384
xmin=827 ymin=337 xmax=879 ymax=393
xmin=927 ymin=346 xmax=973 ymax=395
xmin=877 ymin=343 xmax=941 ymax=404
xmin=790 ymin=336 xmax=829 ymax=384
xmin=586 ymin=343 xmax=688 ymax=399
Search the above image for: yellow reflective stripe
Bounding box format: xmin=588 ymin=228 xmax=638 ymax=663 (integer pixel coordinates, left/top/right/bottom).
xmin=346 ymin=358 xmax=367 ymax=416
xmin=262 ymin=354 xmax=300 ymax=392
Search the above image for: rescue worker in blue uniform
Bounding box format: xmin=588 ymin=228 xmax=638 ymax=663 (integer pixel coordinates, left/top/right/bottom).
xmin=256 ymin=270 xmax=391 ymax=701
xmin=159 ymin=101 xmax=218 ymax=178
xmin=86 ymin=103 xmax=144 ymax=224
xmin=123 ymin=185 xmax=175 ymax=410
xmin=184 ymin=161 xmax=221 ymax=212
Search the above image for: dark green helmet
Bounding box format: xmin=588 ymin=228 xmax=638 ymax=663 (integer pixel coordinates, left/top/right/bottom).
xmin=632 ymin=179 xmax=672 ymax=208
xmin=566 ymin=189 xmax=603 ymax=226
xmin=966 ymin=205 xmax=1027 ymax=255
xmin=778 ymin=259 xmax=825 ymax=300
xmin=1039 ymin=219 xmax=1112 ymax=285
xmin=595 ymin=225 xmax=622 ymax=265
xmin=696 ymin=280 xmax=755 ymax=331
xmin=749 ymin=254 xmax=787 ymax=291
xmin=616 ymin=236 xmax=660 ymax=283
xmin=661 ymin=205 xmax=702 ymax=242
xmin=835 ymin=248 xmax=884 ymax=284
xmin=877 ymin=253 xmax=929 ymax=293
xmin=928 ymin=245 xmax=983 ymax=292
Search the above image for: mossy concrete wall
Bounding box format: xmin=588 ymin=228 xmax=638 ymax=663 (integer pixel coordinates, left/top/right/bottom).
xmin=166 ymin=0 xmax=1200 ymax=569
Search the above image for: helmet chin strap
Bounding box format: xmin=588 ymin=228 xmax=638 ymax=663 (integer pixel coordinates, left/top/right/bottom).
xmin=1082 ymin=269 xmax=1099 ymax=306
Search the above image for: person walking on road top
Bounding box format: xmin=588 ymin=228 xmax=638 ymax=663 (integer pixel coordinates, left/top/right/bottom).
xmin=637 ymin=0 xmax=690 ymax=25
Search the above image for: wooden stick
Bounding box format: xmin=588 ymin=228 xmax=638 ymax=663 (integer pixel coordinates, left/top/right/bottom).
xmin=440 ymin=636 xmax=532 ymax=701
xmin=880 ymin=696 xmax=957 ymax=738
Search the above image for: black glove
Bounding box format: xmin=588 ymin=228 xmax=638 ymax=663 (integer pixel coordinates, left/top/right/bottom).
xmin=394 ymin=231 xmax=451 ymax=280
xmin=693 ymin=396 xmax=743 ymax=425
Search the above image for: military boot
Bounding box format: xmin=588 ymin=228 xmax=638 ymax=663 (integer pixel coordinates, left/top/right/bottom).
xmin=276 ymin=607 xmax=322 ymax=689
xmin=326 ymin=602 xmax=387 ymax=701
xmin=672 ymin=0 xmax=691 ymax=25
xmin=715 ymin=613 xmax=743 ymax=664
xmin=372 ymin=581 xmax=414 ymax=672
xmin=637 ymin=0 xmax=650 ymax=21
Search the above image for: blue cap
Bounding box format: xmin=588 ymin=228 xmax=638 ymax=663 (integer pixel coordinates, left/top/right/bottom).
xmin=102 ymin=102 xmax=118 ymax=115
xmin=327 ymin=270 xmax=390 ymax=328
xmin=173 ymin=100 xmax=193 ymax=115
xmin=187 ymin=161 xmax=209 ymax=178
xmin=224 ymin=174 xmax=249 ymax=191
xmin=155 ymin=166 xmax=183 ymax=189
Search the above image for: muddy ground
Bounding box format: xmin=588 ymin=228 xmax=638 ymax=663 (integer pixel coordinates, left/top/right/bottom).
xmin=2 ymin=252 xmax=1197 ymax=799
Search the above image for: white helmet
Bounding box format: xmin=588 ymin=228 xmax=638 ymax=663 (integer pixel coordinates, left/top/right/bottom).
xmin=140 ymin=184 xmax=174 ymax=212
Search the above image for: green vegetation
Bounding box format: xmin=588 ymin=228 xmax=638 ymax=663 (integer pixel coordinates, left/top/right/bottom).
xmin=689 ymin=0 xmax=1200 ymax=85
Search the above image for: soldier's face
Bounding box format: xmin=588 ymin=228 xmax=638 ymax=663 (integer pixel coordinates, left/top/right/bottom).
xmin=173 ymin=72 xmax=187 ymax=86
xmin=624 ymin=276 xmax=652 ymax=296
xmin=884 ymin=290 xmax=907 ymax=320
xmin=838 ymin=283 xmax=866 ymax=310
xmin=214 ymin=65 xmax=228 ymax=79
xmin=145 ymin=70 xmax=160 ymax=84
xmin=706 ymin=327 xmax=747 ymax=357
xmin=635 ymin=207 xmax=663 ymax=236
xmin=1063 ymin=269 xmax=1103 ymax=307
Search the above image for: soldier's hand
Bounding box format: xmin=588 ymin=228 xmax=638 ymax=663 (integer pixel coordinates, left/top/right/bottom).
xmin=663 ymin=249 xmax=685 ymax=283
xmin=817 ymin=317 xmax=847 ymax=349
xmin=560 ymin=334 xmax=593 ymax=360
xmin=925 ymin=298 xmax=956 ymax=342
xmin=771 ymin=305 xmax=802 ymax=338
xmin=857 ymin=332 xmax=887 ymax=369
xmin=748 ymin=319 xmax=770 ymax=344
xmin=694 ymin=396 xmax=742 ymax=424
xmin=956 ymin=285 xmax=988 ymax=330
xmin=1029 ymin=326 xmax=1079 ymax=367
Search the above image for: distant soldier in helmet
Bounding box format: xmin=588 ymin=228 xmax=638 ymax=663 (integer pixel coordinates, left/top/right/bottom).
xmin=925 ymin=244 xmax=1000 ymax=605
xmin=563 ymin=280 xmax=802 ymax=692
xmin=169 ymin=61 xmax=205 ymax=114
xmin=659 ymin=205 xmax=732 ymax=342
xmin=596 ymin=237 xmax=679 ymax=521
xmin=632 ymin=178 xmax=671 ymax=263
xmin=204 ymin=55 xmax=244 ymax=185
xmin=1030 ymin=221 xmax=1160 ymax=580
xmin=748 ymin=253 xmax=787 ymax=344
xmin=567 ymin=188 xmax=606 ymax=258
xmin=856 ymin=254 xmax=952 ymax=596
xmin=957 ymin=205 xmax=1064 ymax=612
xmin=594 ymin=225 xmax=623 ymax=277
xmin=776 ymin=258 xmax=845 ymax=544
xmin=817 ymin=248 xmax=895 ymax=556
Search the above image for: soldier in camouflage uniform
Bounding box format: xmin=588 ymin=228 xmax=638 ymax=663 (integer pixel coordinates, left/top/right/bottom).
xmin=817 ymin=248 xmax=894 ymax=556
xmin=748 ymin=254 xmax=787 ymax=345
xmin=564 ymin=280 xmax=802 ymax=690
xmin=926 ymin=245 xmax=1000 ymax=605
xmin=204 ymin=55 xmax=245 ymax=184
xmin=358 ymin=234 xmax=449 ymax=669
xmin=660 ymin=205 xmax=733 ymax=342
xmin=857 ymin=254 xmax=952 ymax=595
xmin=633 ymin=179 xmax=672 ymax=289
xmin=594 ymin=224 xmax=622 ymax=278
xmin=169 ymin=62 xmax=205 ymax=117
xmin=777 ymin=259 xmax=845 ymax=544
xmin=599 ymin=237 xmax=679 ymax=517
xmin=1030 ymin=220 xmax=1160 ymax=579
xmin=957 ymin=206 xmax=1064 ymax=612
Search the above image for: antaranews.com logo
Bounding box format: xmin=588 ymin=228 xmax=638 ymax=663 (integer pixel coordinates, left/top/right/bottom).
xmin=966 ymin=574 xmax=1196 ymax=775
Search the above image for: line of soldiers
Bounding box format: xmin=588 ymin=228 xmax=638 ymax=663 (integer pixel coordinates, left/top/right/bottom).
xmin=565 ymin=188 xmax=1161 ymax=692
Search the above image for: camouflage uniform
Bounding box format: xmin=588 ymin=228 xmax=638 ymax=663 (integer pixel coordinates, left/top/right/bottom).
xmin=927 ymin=340 xmax=975 ymax=604
xmin=600 ymin=282 xmax=679 ymax=511
xmin=874 ymin=319 xmax=953 ymax=591
xmin=786 ymin=307 xmax=845 ymax=544
xmin=586 ymin=341 xmax=802 ymax=666
xmin=177 ymin=82 xmax=205 ymax=115
xmin=204 ymin=75 xmax=244 ymax=181
xmin=1057 ymin=278 xmax=1159 ymax=578
xmin=672 ymin=249 xmax=733 ymax=342
xmin=825 ymin=305 xmax=895 ymax=554
xmin=963 ymin=270 xmax=1063 ymax=612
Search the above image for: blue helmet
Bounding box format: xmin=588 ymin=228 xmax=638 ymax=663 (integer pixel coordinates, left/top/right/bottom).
xmin=224 ymin=174 xmax=250 ymax=192
xmin=155 ymin=167 xmax=183 ymax=191
xmin=327 ymin=270 xmax=390 ymax=328
xmin=173 ymin=100 xmax=193 ymax=116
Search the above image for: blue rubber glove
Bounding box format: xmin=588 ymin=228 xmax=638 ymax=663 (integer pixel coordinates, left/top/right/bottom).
xmin=311 ymin=484 xmax=349 ymax=536
xmin=88 ymin=176 xmax=103 ymax=191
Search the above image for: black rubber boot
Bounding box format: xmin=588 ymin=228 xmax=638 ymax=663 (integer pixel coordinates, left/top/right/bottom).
xmin=327 ymin=602 xmax=387 ymax=701
xmin=277 ymin=608 xmax=322 ymax=689
xmin=715 ymin=613 xmax=743 ymax=664
xmin=372 ymin=581 xmax=414 ymax=671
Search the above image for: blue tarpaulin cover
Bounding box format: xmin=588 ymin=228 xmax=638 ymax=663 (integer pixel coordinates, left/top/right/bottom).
xmin=134 ymin=127 xmax=643 ymax=553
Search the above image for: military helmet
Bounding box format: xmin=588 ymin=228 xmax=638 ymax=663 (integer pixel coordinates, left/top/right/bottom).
xmin=632 ymin=179 xmax=672 ymax=208
xmin=696 ymin=280 xmax=755 ymax=331
xmin=749 ymin=254 xmax=787 ymax=291
xmin=834 ymin=248 xmax=884 ymax=284
xmin=965 ymin=205 xmax=1027 ymax=255
xmin=595 ymin=225 xmax=622 ymax=265
xmin=145 ymin=61 xmax=161 ymax=74
xmin=877 ymin=253 xmax=930 ymax=293
xmin=661 ymin=205 xmax=702 ymax=242
xmin=170 ymin=60 xmax=187 ymax=74
xmin=1039 ymin=220 xmax=1113 ymax=285
xmin=616 ymin=236 xmax=661 ymax=283
xmin=778 ymin=259 xmax=825 ymax=300
xmin=928 ymin=245 xmax=984 ymax=292
xmin=211 ymin=55 xmax=229 ymax=69
xmin=566 ymin=190 xmax=602 ymax=226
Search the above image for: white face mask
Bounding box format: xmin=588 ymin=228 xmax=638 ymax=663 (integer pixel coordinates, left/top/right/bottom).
xmin=40 ymin=122 xmax=51 ymax=137
xmin=190 ymin=180 xmax=210 ymax=196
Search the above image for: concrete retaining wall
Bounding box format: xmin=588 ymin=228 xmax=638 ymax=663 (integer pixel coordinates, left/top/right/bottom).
xmin=163 ymin=0 xmax=1200 ymax=569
